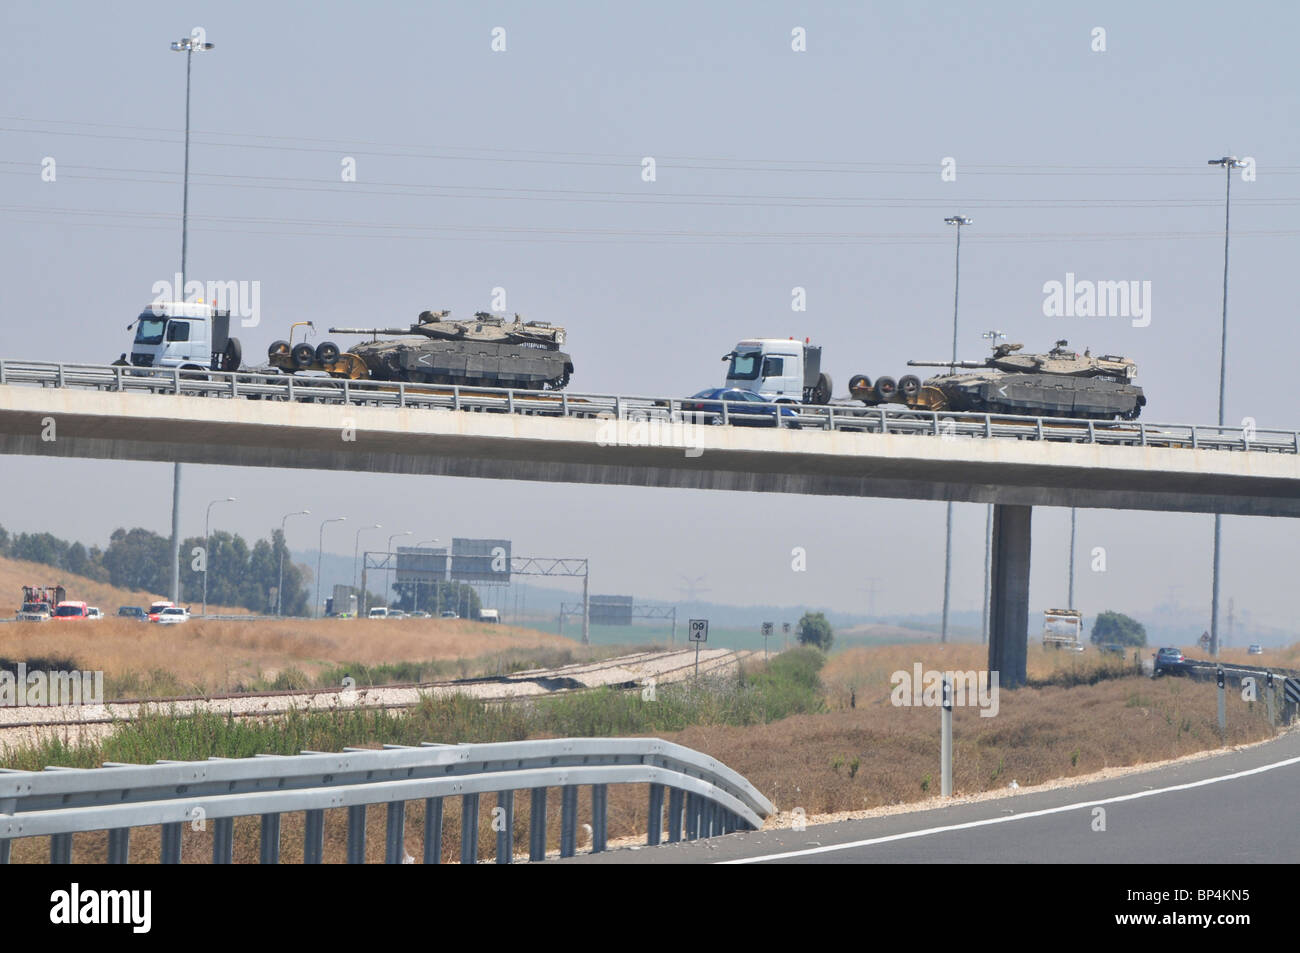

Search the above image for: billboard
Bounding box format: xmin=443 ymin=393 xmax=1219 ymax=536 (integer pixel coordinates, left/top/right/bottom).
xmin=450 ymin=538 xmax=511 ymax=584
xmin=590 ymin=595 xmax=634 ymax=626
xmin=395 ymin=547 xmax=447 ymax=584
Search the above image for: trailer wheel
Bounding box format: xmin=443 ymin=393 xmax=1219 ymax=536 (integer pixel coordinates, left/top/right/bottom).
xmin=291 ymin=343 xmax=316 ymax=369
xmin=315 ymin=341 xmax=340 ymax=365
xmin=874 ymin=376 xmax=898 ymax=401
xmin=848 ymin=374 xmax=872 ymax=397
xmin=268 ymin=340 xmax=290 ymax=360
xmin=898 ymin=374 xmax=921 ymax=399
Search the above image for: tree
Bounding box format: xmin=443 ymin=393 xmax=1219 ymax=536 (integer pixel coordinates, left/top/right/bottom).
xmin=796 ymin=611 xmax=833 ymax=652
xmin=103 ymin=528 xmax=171 ymax=594
xmin=1090 ymin=610 xmax=1147 ymax=647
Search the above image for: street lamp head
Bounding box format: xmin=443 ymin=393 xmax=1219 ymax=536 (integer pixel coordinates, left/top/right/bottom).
xmin=1208 ymin=156 xmax=1241 ymax=167
xmin=945 ymin=215 xmax=973 ymax=226
xmin=171 ymin=38 xmax=215 ymax=52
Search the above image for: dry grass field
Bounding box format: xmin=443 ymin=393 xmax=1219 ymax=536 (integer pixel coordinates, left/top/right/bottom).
xmin=1 ymin=615 xmax=589 ymax=697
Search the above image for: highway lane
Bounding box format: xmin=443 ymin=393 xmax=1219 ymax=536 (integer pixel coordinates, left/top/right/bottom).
xmin=570 ymin=730 xmax=1300 ymax=864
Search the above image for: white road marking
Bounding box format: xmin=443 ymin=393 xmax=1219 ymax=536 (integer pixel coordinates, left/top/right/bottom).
xmin=721 ymin=753 xmax=1300 ymax=864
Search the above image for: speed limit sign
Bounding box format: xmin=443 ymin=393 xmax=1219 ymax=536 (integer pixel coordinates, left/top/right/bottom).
xmin=688 ymin=619 xmax=709 ymax=643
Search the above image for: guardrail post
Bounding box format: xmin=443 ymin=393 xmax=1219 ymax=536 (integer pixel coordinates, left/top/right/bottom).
xmin=424 ymin=797 xmax=444 ymax=865
xmin=461 ymin=793 xmax=480 ymax=865
xmin=260 ymin=813 xmax=281 ymax=864
xmin=0 ymin=359 xmax=6 ymax=385
xmin=684 ymin=793 xmax=699 ymax=841
xmin=591 ymin=784 xmax=608 ymax=853
xmin=213 ymin=817 xmax=234 ymax=864
xmin=495 ymin=790 xmax=514 ymax=864
xmin=667 ymin=788 xmax=684 ymax=842
xmin=346 ymin=805 xmax=367 ymax=863
xmin=647 ymin=783 xmax=665 ymax=846
xmin=304 ymin=809 xmax=325 ymax=864
xmin=160 ymin=822 xmax=182 ymax=863
xmin=0 ymin=839 xmax=9 ymax=865
xmin=453 ymin=386 xmax=461 ymax=411
xmin=879 ymin=408 xmax=888 ymax=435
xmin=1035 ymin=417 xmax=1044 ymax=440
xmin=107 ymin=828 xmax=130 ymax=864
xmin=50 ymin=832 xmax=72 ymax=864
xmin=560 ymin=784 xmax=578 ymax=858
xmin=1140 ymin=422 xmax=1147 ymax=446
xmin=528 ymin=788 xmax=547 ymax=861
xmin=385 ymin=801 xmax=407 ymax=864
xmin=985 ymin=414 xmax=992 ymax=439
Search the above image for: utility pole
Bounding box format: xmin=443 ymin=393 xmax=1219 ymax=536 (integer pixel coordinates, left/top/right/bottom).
xmin=1068 ymin=507 xmax=1077 ymax=608
xmin=167 ymin=30 xmax=214 ymax=605
xmin=979 ymin=331 xmax=1004 ymax=646
xmin=276 ymin=509 xmax=310 ymax=616
xmin=940 ymin=215 xmax=972 ymax=643
xmin=1206 ymin=156 xmax=1244 ymax=658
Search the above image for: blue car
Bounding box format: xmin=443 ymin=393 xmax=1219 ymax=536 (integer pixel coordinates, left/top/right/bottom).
xmin=681 ymin=388 xmax=801 ymax=427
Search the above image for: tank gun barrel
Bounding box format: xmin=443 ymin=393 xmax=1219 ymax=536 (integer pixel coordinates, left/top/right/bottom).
xmin=906 ymin=359 xmax=988 ymax=369
xmin=328 ymin=327 xmax=413 ymax=336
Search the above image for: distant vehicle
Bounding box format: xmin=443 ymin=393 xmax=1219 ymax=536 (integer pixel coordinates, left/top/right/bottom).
xmin=368 ymin=607 xmax=390 ymax=619
xmin=1153 ymin=647 xmax=1191 ymax=676
xmin=682 ymin=388 xmax=802 ymax=427
xmin=86 ymin=607 xmax=104 ymax=620
xmin=440 ymin=610 xmax=459 ymax=619
xmin=1042 ymin=609 xmax=1084 ymax=652
xmin=16 ymin=602 xmax=52 ymax=622
xmin=478 ymin=609 xmax=500 ymax=623
xmin=52 ymin=601 xmax=90 ymax=621
xmin=388 ymin=609 xmax=408 ymax=619
xmin=155 ymin=607 xmax=189 ymax=625
xmin=117 ymin=606 xmax=148 ymax=621
xmin=721 ymin=338 xmax=833 ymax=404
xmin=408 ymin=611 xmax=431 ymax=619
xmin=1098 ymin=643 xmax=1128 ymax=657
xmin=1248 ymin=643 xmax=1263 ymax=655
xmin=148 ymin=601 xmax=175 ymax=622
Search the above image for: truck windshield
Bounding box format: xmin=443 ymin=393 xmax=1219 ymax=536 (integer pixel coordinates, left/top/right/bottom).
xmin=134 ymin=317 xmax=166 ymax=345
xmin=726 ymin=351 xmax=761 ymax=381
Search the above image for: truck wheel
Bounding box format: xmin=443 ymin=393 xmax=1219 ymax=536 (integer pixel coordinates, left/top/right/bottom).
xmin=874 ymin=376 xmax=897 ymax=401
xmin=848 ymin=374 xmax=872 ymax=397
xmin=315 ymin=341 xmax=340 ymax=365
xmin=291 ymin=343 xmax=316 ymax=369
xmin=898 ymin=374 xmax=921 ymax=399
xmin=811 ymin=372 xmax=833 ymax=405
xmin=220 ymin=337 xmax=242 ymax=372
xmin=268 ymin=339 xmax=290 ymax=361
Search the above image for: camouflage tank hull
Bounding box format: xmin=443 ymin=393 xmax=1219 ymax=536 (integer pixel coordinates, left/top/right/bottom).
xmin=349 ymin=338 xmax=574 ymax=390
xmin=925 ymin=371 xmax=1146 ymax=419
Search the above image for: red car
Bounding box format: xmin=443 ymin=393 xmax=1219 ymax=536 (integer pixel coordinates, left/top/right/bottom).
xmin=52 ymin=601 xmax=89 ymax=620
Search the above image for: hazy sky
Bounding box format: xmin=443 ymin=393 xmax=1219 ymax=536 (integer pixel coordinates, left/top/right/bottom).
xmin=1 ymin=1 xmax=1296 ymax=628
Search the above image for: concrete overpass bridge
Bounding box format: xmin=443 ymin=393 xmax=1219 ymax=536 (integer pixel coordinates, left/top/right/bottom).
xmin=2 ymin=361 xmax=1297 ymax=686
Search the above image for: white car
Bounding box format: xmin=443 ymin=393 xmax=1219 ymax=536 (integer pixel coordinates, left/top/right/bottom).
xmin=368 ymin=607 xmax=390 ymax=619
xmin=156 ymin=607 xmax=189 ymax=624
xmin=86 ymin=607 xmax=104 ymax=620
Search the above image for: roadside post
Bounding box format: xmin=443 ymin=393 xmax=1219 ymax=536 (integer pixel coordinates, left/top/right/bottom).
xmin=761 ymin=621 xmax=773 ymax=660
xmin=782 ymin=621 xmax=790 ymax=651
xmin=1216 ymin=666 xmax=1226 ymax=741
xmin=1266 ymin=672 xmax=1275 ymax=727
xmin=1284 ymin=677 xmax=1300 ymax=724
xmin=688 ymin=619 xmax=708 ymax=676
xmin=941 ymin=674 xmax=953 ymax=797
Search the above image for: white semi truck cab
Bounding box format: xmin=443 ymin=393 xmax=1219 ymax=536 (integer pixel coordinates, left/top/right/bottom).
xmin=722 ymin=338 xmax=831 ymax=404
xmin=120 ymin=301 xmax=242 ymax=372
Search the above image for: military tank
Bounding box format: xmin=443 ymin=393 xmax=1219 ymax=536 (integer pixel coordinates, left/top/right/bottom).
xmin=269 ymin=310 xmax=574 ymax=390
xmin=852 ymin=340 xmax=1149 ymax=418
xmin=900 ymin=340 xmax=1146 ymax=419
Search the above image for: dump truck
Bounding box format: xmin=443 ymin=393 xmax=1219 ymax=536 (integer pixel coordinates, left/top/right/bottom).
xmin=1042 ymin=609 xmax=1085 ymax=651
xmin=16 ymin=584 xmax=66 ymax=622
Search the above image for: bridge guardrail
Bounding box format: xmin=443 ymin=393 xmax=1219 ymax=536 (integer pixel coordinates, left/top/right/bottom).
xmin=0 ymin=737 xmax=776 ymax=864
xmin=1 ymin=359 xmax=1296 ymax=454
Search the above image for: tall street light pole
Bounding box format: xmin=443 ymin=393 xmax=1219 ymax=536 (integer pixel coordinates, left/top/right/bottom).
xmin=316 ymin=517 xmax=346 ymax=618
xmin=387 ymin=531 xmax=413 ymax=608
xmin=1207 ymin=156 xmax=1244 ymax=658
xmin=978 ymin=331 xmax=1004 ymax=646
xmin=353 ymin=523 xmax=381 ymax=619
xmin=941 ymin=215 xmax=972 ymax=644
xmin=167 ymin=31 xmax=214 ymax=606
xmin=276 ymin=509 xmax=310 ymax=616
xmin=201 ymin=496 xmax=235 ymax=616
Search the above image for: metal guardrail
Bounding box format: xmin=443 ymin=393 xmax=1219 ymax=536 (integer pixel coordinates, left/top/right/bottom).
xmin=0 ymin=738 xmax=776 ymax=864
xmin=0 ymin=359 xmax=1296 ymax=454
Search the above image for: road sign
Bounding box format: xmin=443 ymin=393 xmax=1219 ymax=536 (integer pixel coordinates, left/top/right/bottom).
xmin=761 ymin=622 xmax=774 ymax=636
xmin=688 ymin=619 xmax=709 ymax=643
xmin=782 ymin=622 xmax=791 ymax=633
xmin=1285 ymin=677 xmax=1300 ymax=705
xmin=1199 ymin=631 xmax=1211 ymax=649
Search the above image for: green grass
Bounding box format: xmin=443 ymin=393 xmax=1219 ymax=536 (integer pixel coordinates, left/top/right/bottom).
xmin=2 ymin=648 xmax=828 ymax=770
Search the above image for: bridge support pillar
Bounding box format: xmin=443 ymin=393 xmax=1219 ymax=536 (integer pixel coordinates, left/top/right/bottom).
xmin=987 ymin=503 xmax=1031 ymax=690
